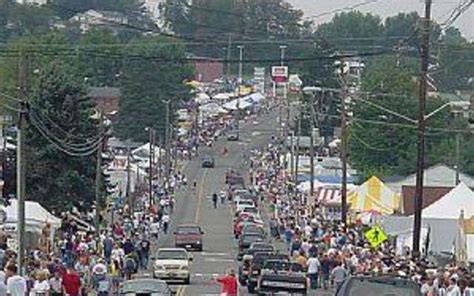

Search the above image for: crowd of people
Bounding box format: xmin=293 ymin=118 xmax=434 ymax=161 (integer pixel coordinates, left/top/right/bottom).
xmin=249 ymin=142 xmax=474 ymax=295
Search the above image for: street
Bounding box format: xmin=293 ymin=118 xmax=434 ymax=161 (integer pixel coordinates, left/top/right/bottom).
xmin=155 ymin=112 xmax=281 ymax=295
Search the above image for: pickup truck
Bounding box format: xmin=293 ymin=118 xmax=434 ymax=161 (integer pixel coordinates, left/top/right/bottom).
xmin=174 ymin=224 xmax=204 ymax=251
xmin=246 ymin=253 xmax=289 ymax=293
xmin=256 ymin=259 xmax=308 ymax=295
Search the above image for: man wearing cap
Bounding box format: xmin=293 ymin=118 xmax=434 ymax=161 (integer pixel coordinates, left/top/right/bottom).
xmin=216 ymin=269 xmax=238 ymax=296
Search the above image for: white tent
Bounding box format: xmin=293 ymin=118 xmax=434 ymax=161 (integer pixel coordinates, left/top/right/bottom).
xmin=132 ymin=143 xmax=166 ymax=163
xmin=213 ymin=93 xmax=231 ymax=100
xmin=422 ymin=182 xmax=474 ymax=219
xmin=199 ymin=102 xmax=228 ymax=114
xmin=3 ymin=200 xmax=61 ymax=233
xmin=194 ymin=92 xmax=211 ymax=104
xmin=222 ymin=98 xmax=253 ymax=110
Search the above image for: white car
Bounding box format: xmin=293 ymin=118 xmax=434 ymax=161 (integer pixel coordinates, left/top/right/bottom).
xmin=235 ymin=200 xmax=256 ymax=212
xmin=153 ymin=248 xmax=192 ymax=284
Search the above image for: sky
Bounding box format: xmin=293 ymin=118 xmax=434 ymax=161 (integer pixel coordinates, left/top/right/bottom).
xmin=289 ymin=0 xmax=474 ymax=40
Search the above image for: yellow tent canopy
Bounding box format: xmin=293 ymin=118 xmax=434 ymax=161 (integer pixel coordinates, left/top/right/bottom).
xmin=348 ymin=176 xmax=400 ymax=215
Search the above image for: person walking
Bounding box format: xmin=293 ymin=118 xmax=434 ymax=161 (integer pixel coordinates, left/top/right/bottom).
xmin=161 ymin=214 xmax=170 ymax=234
xmin=5 ymin=264 xmax=27 ymax=296
xmin=307 ymin=254 xmax=321 ymax=290
xmin=215 ymin=269 xmax=238 ymax=296
xmin=332 ymin=262 xmax=348 ymax=292
xmin=62 ymin=265 xmax=81 ymax=296
xmin=212 ymin=193 xmax=218 ymax=209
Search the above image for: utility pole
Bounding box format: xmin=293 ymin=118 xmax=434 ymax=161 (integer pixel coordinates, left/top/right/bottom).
xmin=340 ymin=72 xmax=349 ymax=228
xmin=125 ymin=140 xmax=132 ymax=212
xmin=17 ymin=49 xmax=27 ymax=275
xmin=455 ymin=133 xmax=461 ymax=185
xmin=237 ymin=45 xmax=244 ymax=84
xmin=157 ymin=135 xmax=162 ymax=180
xmin=412 ymin=0 xmax=432 ymax=261
xmin=236 ymin=45 xmax=244 ymax=137
xmin=294 ymin=110 xmax=301 ymax=184
xmin=226 ymin=34 xmax=232 ymax=76
xmin=146 ymin=127 xmax=155 ymax=206
xmin=163 ymin=100 xmax=171 ymax=188
xmin=309 ymin=96 xmax=315 ymax=198
xmin=95 ymin=113 xmax=104 ymax=233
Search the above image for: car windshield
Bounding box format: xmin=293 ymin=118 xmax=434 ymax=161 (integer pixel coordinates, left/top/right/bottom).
xmin=156 ymin=250 xmax=187 ymax=260
xmin=119 ymin=280 xmax=169 ymax=294
xmin=344 ymin=278 xmax=420 ymax=296
xmin=243 ymin=207 xmax=258 ymax=213
xmin=176 ymin=226 xmax=201 ymax=234
xmin=243 ymin=235 xmax=263 ymax=243
xmin=239 ymin=201 xmax=254 ymax=205
xmin=264 ymin=260 xmax=291 ymax=271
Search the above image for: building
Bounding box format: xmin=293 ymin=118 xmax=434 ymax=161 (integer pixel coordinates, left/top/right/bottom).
xmin=87 ymin=87 xmax=121 ymax=115
xmin=384 ymin=163 xmax=474 ymax=193
xmin=69 ymin=10 xmax=129 ymax=33
xmin=193 ymin=57 xmax=224 ymax=83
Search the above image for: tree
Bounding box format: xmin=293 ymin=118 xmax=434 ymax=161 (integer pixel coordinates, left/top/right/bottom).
xmin=114 ymin=36 xmax=194 ymax=142
xmin=25 ymin=61 xmax=99 ymax=211
xmin=348 ymin=55 xmax=454 ymax=177
xmin=434 ymin=28 xmax=473 ymax=91
xmin=315 ymin=11 xmax=384 ymax=49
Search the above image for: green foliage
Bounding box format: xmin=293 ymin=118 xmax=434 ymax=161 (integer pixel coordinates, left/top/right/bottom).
xmin=434 ymin=28 xmax=473 ymax=91
xmin=348 ymin=55 xmax=460 ymax=177
xmin=315 ymin=11 xmax=384 ymax=49
xmin=114 ymin=36 xmax=194 ymax=142
xmin=25 ymin=61 xmax=98 ymax=211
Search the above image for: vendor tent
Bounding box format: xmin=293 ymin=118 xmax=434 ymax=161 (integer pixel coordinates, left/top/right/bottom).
xmin=222 ymin=98 xmax=253 ymax=110
xmin=3 ymin=200 xmax=61 ymax=233
xmin=422 ymin=182 xmax=474 ymax=219
xmin=194 ymin=92 xmax=211 ymax=104
xmin=348 ymin=176 xmax=400 ymax=214
xmin=213 ymin=93 xmax=231 ymax=100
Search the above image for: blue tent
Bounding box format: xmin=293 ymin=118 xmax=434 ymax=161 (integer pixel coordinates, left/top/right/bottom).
xmin=297 ymin=174 xmax=356 ymax=184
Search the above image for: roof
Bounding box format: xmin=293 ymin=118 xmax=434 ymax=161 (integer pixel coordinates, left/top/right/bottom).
xmin=401 ymin=186 xmax=453 ymax=216
xmin=421 ymin=182 xmax=474 ymax=219
xmin=87 ymin=87 xmax=121 ymax=98
xmin=384 ymin=164 xmax=474 ymax=192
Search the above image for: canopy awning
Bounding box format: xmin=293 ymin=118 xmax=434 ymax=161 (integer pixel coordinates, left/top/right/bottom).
xmin=348 ymin=176 xmax=400 ymax=215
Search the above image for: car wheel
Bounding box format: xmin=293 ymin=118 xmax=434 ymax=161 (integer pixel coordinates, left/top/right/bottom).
xmin=197 ymin=245 xmax=203 ymax=252
xmin=184 ymin=276 xmax=190 ymax=285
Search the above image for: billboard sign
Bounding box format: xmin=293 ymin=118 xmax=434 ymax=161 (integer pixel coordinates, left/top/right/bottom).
xmin=271 ymin=66 xmax=288 ymax=83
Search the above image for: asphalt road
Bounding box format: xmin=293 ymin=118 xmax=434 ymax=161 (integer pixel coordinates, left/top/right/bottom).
xmin=150 ymin=111 xmax=278 ymax=296
xmin=151 ymin=110 xmax=335 ymax=296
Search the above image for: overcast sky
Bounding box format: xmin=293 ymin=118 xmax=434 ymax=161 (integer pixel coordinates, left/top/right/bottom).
xmin=289 ymin=0 xmax=474 ymax=40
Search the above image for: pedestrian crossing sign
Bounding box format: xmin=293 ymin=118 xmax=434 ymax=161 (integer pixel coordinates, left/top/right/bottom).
xmin=364 ymin=225 xmax=388 ymax=248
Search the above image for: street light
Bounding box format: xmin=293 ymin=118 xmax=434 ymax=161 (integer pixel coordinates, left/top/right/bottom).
xmin=145 ymin=127 xmax=155 ymax=206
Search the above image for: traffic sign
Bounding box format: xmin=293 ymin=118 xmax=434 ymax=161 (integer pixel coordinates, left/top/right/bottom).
xmin=364 ymin=225 xmax=388 ymax=248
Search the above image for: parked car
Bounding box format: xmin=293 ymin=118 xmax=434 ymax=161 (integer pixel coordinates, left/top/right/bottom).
xmin=118 ymin=278 xmax=172 ymax=296
xmin=174 ymin=224 xmax=204 ymax=251
xmin=227 ymin=132 xmax=239 ymax=141
xmin=153 ymin=248 xmax=193 ymax=284
xmin=202 ymin=155 xmax=215 ymax=168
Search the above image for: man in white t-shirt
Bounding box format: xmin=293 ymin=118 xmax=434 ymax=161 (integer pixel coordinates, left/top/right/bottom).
xmin=5 ymin=264 xmax=26 ymax=296
xmin=306 ymin=254 xmax=321 ymax=290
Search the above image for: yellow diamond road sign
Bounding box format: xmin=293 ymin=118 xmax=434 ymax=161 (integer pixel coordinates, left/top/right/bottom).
xmin=364 ymin=225 xmax=388 ymax=248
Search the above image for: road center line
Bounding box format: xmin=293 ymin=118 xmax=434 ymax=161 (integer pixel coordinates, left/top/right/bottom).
xmin=194 ymin=169 xmax=208 ymax=224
